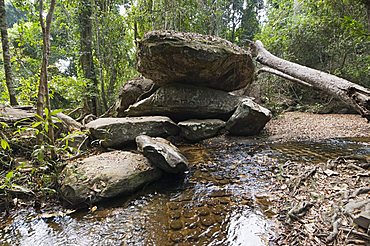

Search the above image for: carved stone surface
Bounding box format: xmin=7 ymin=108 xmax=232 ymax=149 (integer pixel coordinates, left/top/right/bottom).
xmin=178 ymin=119 xmax=226 ymax=142
xmin=86 ymin=116 xmax=179 ymax=148
xmin=59 ymin=151 xmax=162 ymax=205
xmin=125 ymin=84 xmax=241 ymax=121
xmin=137 ymin=31 xmax=255 ymax=91
xmin=226 ymin=98 xmax=272 ymax=136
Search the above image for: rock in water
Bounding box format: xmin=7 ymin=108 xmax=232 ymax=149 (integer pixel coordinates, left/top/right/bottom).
xmin=136 ymin=135 xmax=188 ymax=173
xmin=125 ymin=84 xmax=241 ymax=121
xmin=137 ymin=31 xmax=254 ymax=91
xmin=116 ymin=77 xmax=157 ymax=116
xmin=226 ymin=98 xmax=272 ymax=136
xmin=178 ymin=119 xmax=226 ymax=142
xmin=59 ymin=151 xmax=162 ymax=205
xmin=86 ymin=116 xmax=179 ymax=148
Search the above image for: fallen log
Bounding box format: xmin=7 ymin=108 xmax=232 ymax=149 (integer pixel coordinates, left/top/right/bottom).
xmin=252 ymin=40 xmax=370 ymax=121
xmin=257 ymin=67 xmax=312 ymax=87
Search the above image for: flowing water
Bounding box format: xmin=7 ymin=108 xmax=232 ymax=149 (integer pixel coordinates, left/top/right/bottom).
xmin=0 ymin=137 xmax=369 ymax=246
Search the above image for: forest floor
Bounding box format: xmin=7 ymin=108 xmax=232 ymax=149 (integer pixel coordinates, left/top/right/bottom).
xmin=264 ymin=111 xmax=370 ymax=141
xmin=262 ymin=112 xmax=370 ymax=245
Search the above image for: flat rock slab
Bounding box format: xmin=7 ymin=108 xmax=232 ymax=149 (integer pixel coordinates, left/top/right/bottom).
xmin=137 ymin=31 xmax=255 ymax=92
xmin=0 ymin=105 xmax=35 ymax=123
xmin=86 ymin=116 xmax=179 ymax=148
xmin=226 ymin=98 xmax=272 ymax=136
xmin=125 ymin=84 xmax=241 ymax=121
xmin=178 ymin=119 xmax=226 ymax=142
xmin=116 ymin=77 xmax=157 ymax=116
xmin=136 ymin=135 xmax=188 ymax=173
xmin=59 ymin=151 xmax=162 ymax=205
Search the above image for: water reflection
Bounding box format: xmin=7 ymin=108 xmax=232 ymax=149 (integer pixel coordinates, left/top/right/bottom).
xmin=226 ymin=209 xmax=271 ymax=246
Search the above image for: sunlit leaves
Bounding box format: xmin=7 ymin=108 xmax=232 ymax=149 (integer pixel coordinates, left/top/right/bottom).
xmin=0 ymin=139 xmax=9 ymax=150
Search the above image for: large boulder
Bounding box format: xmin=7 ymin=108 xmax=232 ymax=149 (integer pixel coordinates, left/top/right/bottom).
xmin=178 ymin=119 xmax=226 ymax=142
xmin=226 ymin=98 xmax=272 ymax=136
xmin=125 ymin=84 xmax=241 ymax=121
xmin=59 ymin=151 xmax=162 ymax=205
xmin=116 ymin=77 xmax=157 ymax=117
xmin=86 ymin=116 xmax=179 ymax=148
xmin=137 ymin=31 xmax=255 ymax=92
xmin=136 ymin=135 xmax=188 ymax=173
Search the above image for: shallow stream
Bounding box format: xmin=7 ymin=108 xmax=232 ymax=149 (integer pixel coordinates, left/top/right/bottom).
xmin=1 ymin=137 xmax=369 ymax=245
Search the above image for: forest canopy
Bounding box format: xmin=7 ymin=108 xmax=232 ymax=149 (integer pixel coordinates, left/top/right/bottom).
xmin=0 ymin=0 xmax=369 ymax=114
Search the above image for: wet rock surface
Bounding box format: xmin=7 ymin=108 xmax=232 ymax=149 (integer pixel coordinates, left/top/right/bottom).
xmin=178 ymin=119 xmax=226 ymax=142
xmin=136 ymin=135 xmax=188 ymax=173
xmin=137 ymin=30 xmax=255 ymax=91
xmin=125 ymin=84 xmax=241 ymax=121
xmin=59 ymin=151 xmax=162 ymax=205
xmin=86 ymin=116 xmax=179 ymax=148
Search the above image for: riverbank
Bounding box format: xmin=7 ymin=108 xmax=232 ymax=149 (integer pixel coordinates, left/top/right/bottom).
xmin=1 ymin=112 xmax=369 ymax=245
xmin=262 ymin=112 xmax=370 ymax=245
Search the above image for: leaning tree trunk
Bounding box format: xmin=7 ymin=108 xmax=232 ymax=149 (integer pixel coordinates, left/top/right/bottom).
xmin=0 ymin=0 xmax=17 ymax=106
xmin=251 ymin=40 xmax=370 ymax=121
xmin=36 ymin=0 xmax=56 ymax=144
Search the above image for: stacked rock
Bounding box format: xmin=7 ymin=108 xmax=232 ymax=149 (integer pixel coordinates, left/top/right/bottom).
xmin=60 ymin=31 xmax=272 ymax=206
xmin=115 ymin=30 xmax=271 ymax=142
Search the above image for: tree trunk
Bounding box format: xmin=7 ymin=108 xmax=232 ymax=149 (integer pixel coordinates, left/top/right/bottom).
xmin=79 ymin=0 xmax=98 ymax=116
xmin=252 ymin=40 xmax=370 ymax=121
xmin=0 ymin=0 xmax=17 ymax=106
xmin=36 ymin=0 xmax=56 ymax=144
xmin=364 ymin=0 xmax=370 ymax=32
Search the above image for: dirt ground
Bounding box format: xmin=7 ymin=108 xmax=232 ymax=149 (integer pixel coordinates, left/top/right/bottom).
xmin=265 ymin=112 xmax=370 ymax=141
xmin=262 ymin=112 xmax=370 ymax=245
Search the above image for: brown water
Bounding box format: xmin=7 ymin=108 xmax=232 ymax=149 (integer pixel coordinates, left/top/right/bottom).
xmin=0 ymin=137 xmax=369 ymax=246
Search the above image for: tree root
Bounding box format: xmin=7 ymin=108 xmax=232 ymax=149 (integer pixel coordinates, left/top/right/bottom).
xmin=342 ymin=227 xmax=370 ymax=241
xmin=326 ymin=213 xmax=342 ymax=243
xmin=288 ymin=201 xmax=314 ymax=222
xmin=350 ymin=186 xmax=370 ymax=198
xmin=292 ymin=167 xmax=317 ymax=195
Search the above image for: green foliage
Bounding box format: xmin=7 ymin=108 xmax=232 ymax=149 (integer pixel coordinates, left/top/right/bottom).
xmin=0 ymin=108 xmax=87 ymax=207
xmin=0 ymin=122 xmax=10 ymax=151
xmin=258 ymin=0 xmax=369 ymax=81
xmin=256 ymin=0 xmax=370 ymax=108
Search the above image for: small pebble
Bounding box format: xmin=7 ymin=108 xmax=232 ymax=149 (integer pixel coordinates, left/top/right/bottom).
xmin=167 ymin=202 xmax=180 ymax=210
xmin=169 ymin=231 xmax=184 ymax=243
xmin=200 ymin=216 xmax=215 ymax=227
xmin=169 ymin=220 xmax=183 ymax=230
xmin=196 ymin=207 xmax=210 ymax=216
xmin=169 ymin=211 xmax=181 ymax=219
